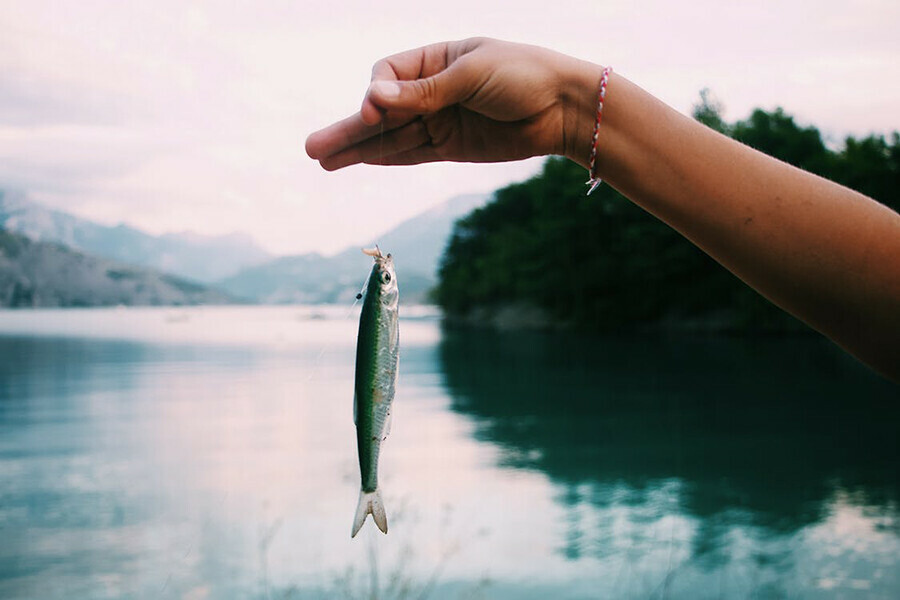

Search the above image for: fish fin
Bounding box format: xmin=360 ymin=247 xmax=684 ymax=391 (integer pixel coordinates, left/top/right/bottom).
xmin=351 ymin=488 xmax=388 ymax=538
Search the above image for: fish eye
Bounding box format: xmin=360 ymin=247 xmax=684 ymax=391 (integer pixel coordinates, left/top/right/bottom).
xmin=382 ymin=272 xmax=392 ymax=283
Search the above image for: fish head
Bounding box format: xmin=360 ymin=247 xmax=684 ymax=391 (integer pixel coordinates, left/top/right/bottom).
xmin=363 ymin=247 xmax=398 ymax=307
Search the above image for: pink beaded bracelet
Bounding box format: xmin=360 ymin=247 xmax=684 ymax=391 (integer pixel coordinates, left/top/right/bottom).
xmin=586 ymin=66 xmax=612 ymax=195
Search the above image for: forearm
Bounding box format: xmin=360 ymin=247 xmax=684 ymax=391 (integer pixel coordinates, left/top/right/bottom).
xmin=567 ymin=71 xmax=900 ymax=379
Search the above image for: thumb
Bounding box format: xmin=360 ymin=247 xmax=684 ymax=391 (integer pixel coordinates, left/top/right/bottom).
xmin=368 ymin=63 xmax=473 ymax=115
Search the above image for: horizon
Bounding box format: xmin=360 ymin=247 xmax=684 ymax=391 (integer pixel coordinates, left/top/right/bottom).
xmin=1 ymin=1 xmax=898 ymax=254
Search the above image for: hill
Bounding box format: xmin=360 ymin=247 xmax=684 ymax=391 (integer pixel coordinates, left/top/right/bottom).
xmin=218 ymin=193 xmax=488 ymax=304
xmin=0 ymin=190 xmax=271 ymax=283
xmin=0 ymin=228 xmax=233 ymax=308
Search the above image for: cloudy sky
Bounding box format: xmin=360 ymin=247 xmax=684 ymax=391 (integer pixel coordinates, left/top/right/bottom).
xmin=1 ymin=0 xmax=897 ymax=255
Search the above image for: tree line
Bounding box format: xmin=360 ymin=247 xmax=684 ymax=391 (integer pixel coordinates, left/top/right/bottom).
xmin=434 ymin=94 xmax=899 ymax=332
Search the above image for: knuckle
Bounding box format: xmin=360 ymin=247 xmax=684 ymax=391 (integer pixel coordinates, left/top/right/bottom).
xmin=370 ymin=58 xmax=389 ymax=80
xmin=415 ymin=77 xmax=440 ymax=111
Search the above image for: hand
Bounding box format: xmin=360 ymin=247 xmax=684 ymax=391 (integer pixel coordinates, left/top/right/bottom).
xmin=305 ymin=38 xmax=602 ymax=170
xmin=305 ymin=38 xmax=900 ymax=380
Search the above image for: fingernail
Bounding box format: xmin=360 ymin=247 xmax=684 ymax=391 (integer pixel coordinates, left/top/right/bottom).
xmin=371 ymin=80 xmax=401 ymax=100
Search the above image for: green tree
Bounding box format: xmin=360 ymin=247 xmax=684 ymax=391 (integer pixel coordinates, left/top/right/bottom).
xmin=435 ymin=95 xmax=898 ymax=332
xmin=692 ymin=88 xmax=729 ymax=134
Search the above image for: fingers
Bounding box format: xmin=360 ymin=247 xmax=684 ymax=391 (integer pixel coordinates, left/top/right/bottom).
xmin=372 ymin=42 xmax=450 ymax=82
xmin=305 ymin=113 xmax=365 ymax=160
xmin=360 ymin=41 xmax=480 ymax=120
xmin=364 ymin=58 xmax=478 ymax=117
xmin=361 ymin=44 xmax=445 ymax=126
xmin=308 ymin=40 xmax=483 ymax=169
xmin=360 ymin=59 xmax=401 ymax=125
xmin=364 ymin=145 xmax=442 ymax=166
xmin=360 ymin=97 xmax=384 ymax=126
xmin=305 ymin=111 xmax=416 ymax=162
xmin=316 ymin=119 xmax=432 ymax=171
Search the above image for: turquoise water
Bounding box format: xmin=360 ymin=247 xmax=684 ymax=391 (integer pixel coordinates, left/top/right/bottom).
xmin=0 ymin=306 xmax=897 ymax=599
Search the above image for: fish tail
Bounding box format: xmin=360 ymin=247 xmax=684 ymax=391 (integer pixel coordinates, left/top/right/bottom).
xmin=351 ymin=488 xmax=388 ymax=538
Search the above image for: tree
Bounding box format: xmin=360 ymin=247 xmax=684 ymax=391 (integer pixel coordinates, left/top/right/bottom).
xmin=435 ymin=95 xmax=898 ymax=331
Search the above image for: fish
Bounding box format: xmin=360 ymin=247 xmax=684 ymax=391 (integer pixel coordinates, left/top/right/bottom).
xmin=351 ymin=246 xmax=399 ymax=538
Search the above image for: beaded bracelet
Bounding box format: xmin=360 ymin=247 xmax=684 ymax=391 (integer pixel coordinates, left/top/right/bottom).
xmin=586 ymin=66 xmax=612 ymax=195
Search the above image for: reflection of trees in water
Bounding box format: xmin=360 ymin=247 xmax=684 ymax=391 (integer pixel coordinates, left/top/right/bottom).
xmin=437 ymin=327 xmax=900 ymax=566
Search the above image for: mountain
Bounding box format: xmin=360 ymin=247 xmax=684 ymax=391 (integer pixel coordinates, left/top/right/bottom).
xmin=218 ymin=193 xmax=489 ymax=304
xmin=334 ymin=193 xmax=490 ymax=277
xmin=0 ymin=189 xmax=271 ymax=283
xmin=0 ymin=228 xmax=233 ymax=308
xmin=0 ymin=188 xmax=490 ymax=306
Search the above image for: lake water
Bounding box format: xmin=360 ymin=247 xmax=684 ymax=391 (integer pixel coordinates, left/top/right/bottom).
xmin=0 ymin=306 xmax=897 ymax=599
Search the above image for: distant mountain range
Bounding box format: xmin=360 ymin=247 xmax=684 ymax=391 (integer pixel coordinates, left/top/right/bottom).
xmin=0 ymin=188 xmax=489 ymax=307
xmin=0 ymin=229 xmax=233 ymax=308
xmin=0 ymin=190 xmax=271 ymax=283
xmin=217 ymin=193 xmax=489 ymax=304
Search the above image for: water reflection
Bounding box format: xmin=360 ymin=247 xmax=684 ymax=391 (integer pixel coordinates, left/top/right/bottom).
xmin=0 ymin=316 xmax=508 ymax=599
xmin=0 ymin=336 xmax=265 ymax=598
xmin=438 ymin=327 xmax=899 ymax=594
xmin=1 ymin=311 xmax=898 ymax=599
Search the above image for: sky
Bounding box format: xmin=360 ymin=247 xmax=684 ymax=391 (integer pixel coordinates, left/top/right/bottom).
xmin=1 ymin=0 xmax=898 ymax=255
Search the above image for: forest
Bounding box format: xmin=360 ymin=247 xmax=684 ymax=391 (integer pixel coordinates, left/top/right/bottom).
xmin=434 ymin=93 xmax=900 ymax=332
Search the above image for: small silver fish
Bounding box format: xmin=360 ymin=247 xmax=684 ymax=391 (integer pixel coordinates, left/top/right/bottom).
xmin=351 ymin=246 xmax=399 ymax=537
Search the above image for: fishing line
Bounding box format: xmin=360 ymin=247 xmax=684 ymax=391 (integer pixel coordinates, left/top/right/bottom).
xmin=305 ymin=120 xmax=384 ymax=380
xmin=378 ymin=120 xmax=384 ymax=166
xmin=348 ymin=276 xmax=368 ymax=317
xmin=304 ymin=274 xmax=369 ymax=382
xmin=306 ymin=121 xmax=386 ymax=377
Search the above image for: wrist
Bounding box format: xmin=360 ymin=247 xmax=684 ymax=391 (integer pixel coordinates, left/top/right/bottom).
xmin=559 ymin=58 xmax=606 ymax=170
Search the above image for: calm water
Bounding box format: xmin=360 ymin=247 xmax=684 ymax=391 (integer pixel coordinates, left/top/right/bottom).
xmin=0 ymin=306 xmax=897 ymax=599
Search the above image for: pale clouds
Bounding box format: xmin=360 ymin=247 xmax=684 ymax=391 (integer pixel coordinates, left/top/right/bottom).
xmin=1 ymin=1 xmax=897 ymax=254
